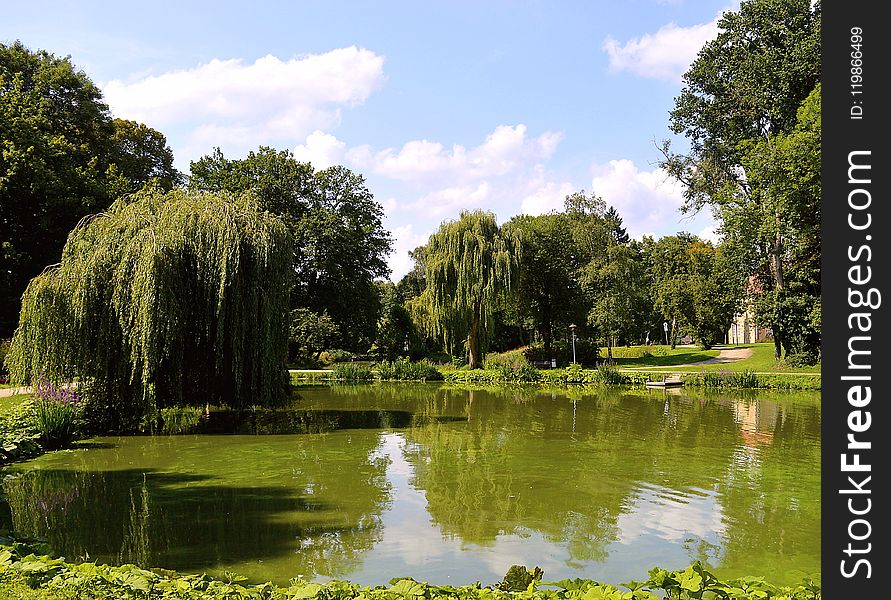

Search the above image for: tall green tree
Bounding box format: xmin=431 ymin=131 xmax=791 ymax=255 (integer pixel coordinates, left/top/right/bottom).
xmin=739 ymin=85 xmax=822 ymax=362
xmin=420 ymin=210 xmax=520 ymax=369
xmin=584 ymin=241 xmax=651 ymax=358
xmin=659 ymin=0 xmax=821 ymax=359
xmin=645 ymin=234 xmax=697 ymax=348
xmin=644 ymin=234 xmax=744 ymax=349
xmin=0 ymin=41 xmax=181 ymax=336
xmin=110 ymin=118 xmax=182 ymax=192
xmin=504 ymin=212 xmax=587 ymax=356
xmin=189 ymin=147 xmax=392 ymax=351
xmin=7 ymin=189 xmax=293 ymax=432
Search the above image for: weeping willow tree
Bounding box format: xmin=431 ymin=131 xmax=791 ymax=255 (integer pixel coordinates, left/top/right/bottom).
xmin=419 ymin=210 xmax=519 ymax=369
xmin=6 ymin=188 xmax=292 ymax=432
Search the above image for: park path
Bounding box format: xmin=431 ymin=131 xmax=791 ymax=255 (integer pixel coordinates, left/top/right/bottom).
xmin=681 ymin=346 xmax=753 ymax=365
xmin=0 ymin=385 xmax=31 ymax=398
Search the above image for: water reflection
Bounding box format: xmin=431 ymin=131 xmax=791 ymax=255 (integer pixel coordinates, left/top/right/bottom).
xmin=0 ymin=384 xmax=820 ymax=586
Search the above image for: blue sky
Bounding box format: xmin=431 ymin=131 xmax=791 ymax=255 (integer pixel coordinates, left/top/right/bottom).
xmin=4 ymin=0 xmax=736 ymax=281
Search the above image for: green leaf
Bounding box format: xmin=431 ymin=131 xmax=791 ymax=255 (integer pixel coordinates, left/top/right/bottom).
xmin=391 ymin=578 xmax=428 ymax=597
xmin=288 ymin=582 xmax=324 ymax=599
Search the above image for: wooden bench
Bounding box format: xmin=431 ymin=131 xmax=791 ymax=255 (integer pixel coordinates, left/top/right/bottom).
xmin=531 ymin=359 xmax=556 ymax=369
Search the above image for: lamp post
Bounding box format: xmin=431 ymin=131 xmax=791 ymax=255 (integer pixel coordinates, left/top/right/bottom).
xmin=569 ymin=324 xmax=577 ymax=365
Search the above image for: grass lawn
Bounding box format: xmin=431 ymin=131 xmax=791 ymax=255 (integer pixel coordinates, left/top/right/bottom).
xmin=606 ymin=346 xmax=721 ymax=367
xmin=0 ymin=392 xmax=31 ymax=413
xmin=617 ymin=343 xmax=819 ymax=374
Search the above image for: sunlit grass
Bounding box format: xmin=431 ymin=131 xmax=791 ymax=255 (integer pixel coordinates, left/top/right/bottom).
xmin=618 ymin=343 xmax=819 ymax=374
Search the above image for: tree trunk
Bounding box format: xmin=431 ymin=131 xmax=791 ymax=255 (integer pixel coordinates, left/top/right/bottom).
xmin=542 ymin=305 xmax=553 ymax=357
xmin=770 ymin=233 xmax=785 ymax=360
xmin=670 ymin=317 xmax=677 ymax=349
xmin=467 ymin=308 xmax=481 ymax=369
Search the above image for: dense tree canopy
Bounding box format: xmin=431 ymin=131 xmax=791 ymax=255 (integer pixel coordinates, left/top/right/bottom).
xmin=503 ymin=212 xmax=587 ymax=355
xmin=6 ymin=189 xmax=293 ymax=432
xmin=417 ymin=210 xmax=520 ymax=369
xmin=584 ymin=242 xmax=651 ymax=356
xmin=659 ymin=0 xmax=821 ymax=360
xmin=0 ymin=41 xmax=180 ymax=336
xmin=643 ymin=234 xmax=744 ymax=349
xmin=110 ymin=118 xmax=182 ymax=192
xmin=189 ymin=147 xmax=392 ymax=351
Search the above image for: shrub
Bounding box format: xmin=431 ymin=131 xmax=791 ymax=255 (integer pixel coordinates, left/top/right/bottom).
xmin=785 ymin=351 xmax=820 ymax=367
xmin=484 ymin=349 xmax=530 ymax=371
xmin=523 ymin=339 xmax=600 ymax=367
xmin=594 ymin=364 xmax=624 ymax=385
xmin=377 ymin=358 xmax=443 ymax=381
xmin=0 ymin=338 xmax=11 ymax=380
xmin=330 ymin=363 xmax=374 ymax=382
xmin=495 ymin=363 xmax=541 ymax=383
xmin=32 ymin=379 xmax=82 ymax=449
xmin=0 ymin=396 xmax=42 ymax=464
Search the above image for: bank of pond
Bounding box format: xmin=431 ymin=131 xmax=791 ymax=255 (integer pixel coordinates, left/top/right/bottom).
xmin=316 ymin=359 xmax=820 ymax=391
xmin=0 ymin=383 xmax=820 ymax=597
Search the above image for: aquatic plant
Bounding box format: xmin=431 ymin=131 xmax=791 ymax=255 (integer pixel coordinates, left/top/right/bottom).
xmin=32 ymin=379 xmax=81 ymax=448
xmin=0 ymin=546 xmax=822 ymax=599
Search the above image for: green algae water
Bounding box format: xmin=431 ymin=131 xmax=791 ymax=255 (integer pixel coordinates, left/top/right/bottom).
xmin=0 ymin=384 xmax=820 ymax=587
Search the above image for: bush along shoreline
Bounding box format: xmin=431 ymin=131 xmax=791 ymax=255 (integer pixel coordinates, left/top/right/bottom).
xmin=0 ymin=542 xmax=821 ymax=600
xmin=301 ymin=362 xmax=820 ymax=390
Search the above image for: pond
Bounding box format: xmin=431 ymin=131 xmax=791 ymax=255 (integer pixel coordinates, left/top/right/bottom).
xmin=0 ymin=383 xmax=820 ymax=587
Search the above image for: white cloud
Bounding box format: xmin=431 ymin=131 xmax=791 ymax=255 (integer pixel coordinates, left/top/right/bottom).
xmin=520 ymin=180 xmax=577 ymax=215
xmin=102 ymin=47 xmax=385 ymax=162
xmin=349 ymin=125 xmax=562 ymax=184
xmin=379 ymin=197 xmax=398 ymax=217
xmin=697 ymin=224 xmax=721 ymax=243
xmin=615 ymin=484 xmax=725 ymax=544
xmin=388 ymin=224 xmax=433 ymax=281
xmin=292 ymin=130 xmax=347 ymax=169
xmin=408 ymin=182 xmax=493 ymax=218
xmin=589 ymin=159 xmax=714 ymax=238
xmin=602 ymin=12 xmax=724 ymax=81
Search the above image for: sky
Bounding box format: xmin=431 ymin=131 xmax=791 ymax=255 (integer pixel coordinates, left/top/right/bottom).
xmin=3 ymin=0 xmax=737 ymax=282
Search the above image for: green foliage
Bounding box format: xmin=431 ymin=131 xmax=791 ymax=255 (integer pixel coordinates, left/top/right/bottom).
xmin=440 ymin=366 xmax=818 ymax=390
xmin=583 ymin=241 xmax=653 ymax=354
xmin=330 ymin=363 xmax=375 ymax=382
xmin=289 ymin=308 xmax=339 ymax=365
xmin=6 ymin=189 xmax=292 ymax=432
xmin=0 ymin=395 xmax=42 ymax=464
xmin=484 ymin=349 xmax=530 ymax=371
xmin=605 ymin=346 xmax=669 ymax=359
xmin=503 ymin=211 xmax=590 ymax=354
xmin=371 ymin=281 xmax=420 ymax=361
xmin=0 ymin=338 xmax=10 ymax=379
xmin=318 ymin=350 xmax=356 ymax=366
xmin=0 ymin=547 xmax=821 ymax=599
xmin=660 ymin=0 xmax=822 ymax=360
xmin=593 ymin=365 xmax=624 ymax=385
xmin=500 ymin=565 xmax=543 ymax=592
xmin=376 ymin=358 xmax=443 ymax=381
xmin=110 ymin=118 xmax=182 ymax=192
xmin=32 ymin=380 xmax=82 ymax=449
xmin=643 ymin=235 xmax=744 ymax=350
xmin=523 ymin=340 xmax=599 ymax=367
xmin=189 ymin=148 xmax=392 ymax=351
xmin=0 ymin=42 xmax=182 ymax=337
xmin=419 ymin=210 xmax=520 ymax=369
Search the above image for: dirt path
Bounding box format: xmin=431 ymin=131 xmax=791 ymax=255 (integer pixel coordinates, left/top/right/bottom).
xmin=0 ymin=385 xmax=31 ymax=398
